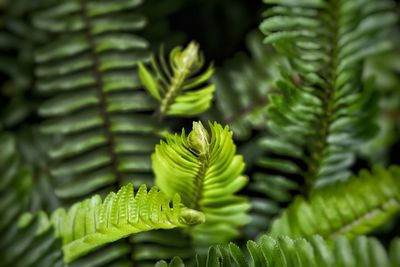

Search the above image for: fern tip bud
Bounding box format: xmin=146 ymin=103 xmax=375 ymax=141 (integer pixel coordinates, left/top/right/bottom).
xmin=188 ymin=121 xmax=210 ymax=155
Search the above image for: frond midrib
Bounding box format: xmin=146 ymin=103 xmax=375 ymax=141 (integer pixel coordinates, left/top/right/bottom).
xmin=78 ymin=0 xmax=134 ymax=264
xmin=79 ymin=0 xmax=121 ymax=187
xmin=191 ymin=153 xmax=210 ymax=210
xmin=330 ymin=196 xmax=400 ymax=238
xmin=159 ymin=58 xmax=190 ymax=119
xmin=304 ymin=0 xmax=339 ymax=187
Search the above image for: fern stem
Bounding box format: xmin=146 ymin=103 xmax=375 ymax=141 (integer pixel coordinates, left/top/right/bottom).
xmin=158 ymin=66 xmax=188 ymax=120
xmin=79 ymin=0 xmax=134 ymax=264
xmin=192 ymin=153 xmax=209 ymax=210
xmin=304 ymin=0 xmax=339 ymax=189
xmin=79 ymin=0 xmax=121 ymax=188
xmin=330 ymin=197 xmax=400 ymax=238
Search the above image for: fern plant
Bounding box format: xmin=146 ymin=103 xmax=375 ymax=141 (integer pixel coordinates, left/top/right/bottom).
xmin=1 ymin=0 xmax=400 ymax=266
xmin=246 ymin=0 xmax=398 ymax=238
xmin=258 ymin=0 xmax=396 ymax=188
xmin=153 ymin=122 xmax=250 ymax=249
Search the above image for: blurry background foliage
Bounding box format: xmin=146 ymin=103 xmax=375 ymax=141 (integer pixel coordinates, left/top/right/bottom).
xmin=0 ymin=0 xmax=400 ymax=266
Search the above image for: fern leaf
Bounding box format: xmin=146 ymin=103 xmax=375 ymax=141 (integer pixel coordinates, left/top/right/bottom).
xmin=34 ymin=0 xmax=161 ymax=202
xmin=158 ymin=235 xmax=399 ymax=267
xmin=256 ymin=0 xmax=397 ymax=189
xmin=269 ymin=166 xmax=400 ymax=239
xmin=138 ymin=42 xmax=215 ymax=119
xmin=153 ymin=121 xmax=250 ymax=247
xmin=44 ymin=183 xmax=204 ymax=263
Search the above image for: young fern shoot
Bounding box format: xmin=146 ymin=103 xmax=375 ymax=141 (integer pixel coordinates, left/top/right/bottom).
xmin=139 ymin=42 xmax=215 ymax=119
xmin=152 ymin=122 xmax=250 ymax=248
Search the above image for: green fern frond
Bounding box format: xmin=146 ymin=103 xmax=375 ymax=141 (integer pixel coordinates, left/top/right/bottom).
xmin=256 ymin=0 xmax=397 ymax=189
xmin=0 ymin=133 xmax=31 ymax=232
xmin=362 ymin=45 xmax=400 ymax=164
xmin=270 ymin=166 xmax=400 ymax=239
xmin=157 ymin=235 xmax=400 ymax=267
xmin=204 ymin=31 xmax=284 ymax=140
xmin=246 ymin=171 xmax=299 ymax=239
xmin=0 ymin=133 xmax=65 ymax=267
xmin=153 ymin=121 xmax=250 ymax=247
xmin=34 ymin=0 xmax=162 ymax=202
xmin=1 ymin=214 xmax=65 ymax=267
xmin=44 ymin=183 xmax=204 ymax=263
xmin=138 ymin=42 xmax=215 ymax=119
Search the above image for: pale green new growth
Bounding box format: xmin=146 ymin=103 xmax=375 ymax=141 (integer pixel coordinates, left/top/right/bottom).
xmin=153 ymin=121 xmax=250 ymax=247
xmin=138 ymin=42 xmax=215 ymax=119
xmin=46 ymin=184 xmax=204 ymax=263
xmin=270 ymin=166 xmax=400 ymax=239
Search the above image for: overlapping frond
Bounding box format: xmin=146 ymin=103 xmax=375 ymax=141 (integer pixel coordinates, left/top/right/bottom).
xmin=202 ymin=32 xmax=288 ymax=239
xmin=246 ymin=171 xmax=300 ymax=239
xmin=204 ymin=31 xmax=284 ymax=140
xmin=0 ymin=133 xmax=65 ymax=267
xmin=157 ymin=235 xmax=400 ymax=267
xmin=153 ymin=122 xmax=250 ymax=248
xmin=34 ymin=0 xmax=162 ymax=202
xmin=270 ymin=166 xmax=400 ymax=239
xmin=362 ymin=45 xmax=400 ymax=164
xmin=42 ymin=183 xmax=204 ymax=263
xmin=1 ymin=215 xmax=65 ymax=267
xmin=256 ymin=0 xmax=397 ymax=190
xmin=138 ymin=42 xmax=215 ymax=119
xmin=0 ymin=133 xmax=31 ymax=234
